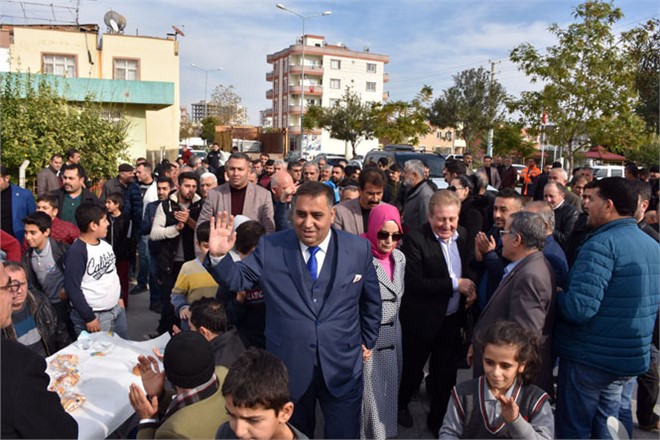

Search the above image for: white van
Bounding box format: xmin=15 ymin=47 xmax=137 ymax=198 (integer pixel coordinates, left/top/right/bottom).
xmin=590 ymin=165 xmax=625 ymax=179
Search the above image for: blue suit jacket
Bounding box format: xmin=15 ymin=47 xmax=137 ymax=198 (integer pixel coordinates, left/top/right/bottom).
xmin=206 ymin=227 xmax=381 ymax=400
xmin=9 ymin=184 xmax=36 ymax=243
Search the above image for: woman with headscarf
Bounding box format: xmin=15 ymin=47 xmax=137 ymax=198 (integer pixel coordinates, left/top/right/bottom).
xmin=359 ymin=203 xmax=406 ymax=440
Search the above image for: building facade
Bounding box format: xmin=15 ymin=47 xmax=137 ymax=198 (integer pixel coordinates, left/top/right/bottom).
xmin=266 ymin=35 xmax=389 ymax=157
xmin=0 ymin=23 xmax=180 ymax=160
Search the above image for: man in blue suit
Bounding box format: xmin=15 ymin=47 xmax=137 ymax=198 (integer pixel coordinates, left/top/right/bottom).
xmin=0 ymin=165 xmax=36 ymax=243
xmin=205 ymin=181 xmax=381 ymax=439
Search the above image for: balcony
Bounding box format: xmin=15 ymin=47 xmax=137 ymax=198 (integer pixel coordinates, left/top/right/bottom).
xmin=288 ymin=65 xmax=324 ymax=76
xmin=288 ymin=85 xmax=323 ymax=96
xmin=266 ymin=72 xmax=274 ymax=81
xmin=266 ymin=89 xmax=274 ymax=99
xmin=383 ymin=91 xmax=390 ymax=101
xmin=383 ymin=72 xmax=390 ymax=83
xmin=287 ymin=125 xmax=321 ymax=135
xmin=288 ymin=105 xmax=302 ymax=115
xmin=263 ymin=108 xmax=273 ymax=117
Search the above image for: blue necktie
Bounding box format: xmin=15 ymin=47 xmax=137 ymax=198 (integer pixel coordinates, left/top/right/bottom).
xmin=307 ymin=246 xmax=320 ymax=282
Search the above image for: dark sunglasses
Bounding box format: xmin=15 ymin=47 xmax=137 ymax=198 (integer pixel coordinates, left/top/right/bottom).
xmin=377 ymin=231 xmax=403 ymax=241
xmin=448 ymin=186 xmax=465 ymax=192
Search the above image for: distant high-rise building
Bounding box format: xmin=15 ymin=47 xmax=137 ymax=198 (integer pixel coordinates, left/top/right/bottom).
xmin=191 ymin=101 xmax=248 ymax=125
xmin=266 ymin=35 xmax=389 ymax=156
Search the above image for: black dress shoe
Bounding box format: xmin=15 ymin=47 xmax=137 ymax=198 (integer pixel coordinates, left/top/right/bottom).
xmin=397 ymin=407 xmax=414 ymax=428
xmin=149 ymin=303 xmax=162 ymax=314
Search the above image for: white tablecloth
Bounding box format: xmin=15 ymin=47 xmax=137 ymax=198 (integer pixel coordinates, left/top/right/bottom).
xmin=46 ymin=332 xmax=171 ymax=440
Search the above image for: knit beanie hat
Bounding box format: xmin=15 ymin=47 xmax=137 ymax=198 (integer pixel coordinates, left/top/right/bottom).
xmin=164 ymin=331 xmax=215 ymax=389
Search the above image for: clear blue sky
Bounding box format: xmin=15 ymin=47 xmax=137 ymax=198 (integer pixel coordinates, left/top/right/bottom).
xmin=3 ymin=0 xmax=658 ymax=124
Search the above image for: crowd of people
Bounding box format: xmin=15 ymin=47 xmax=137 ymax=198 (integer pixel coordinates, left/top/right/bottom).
xmin=0 ymin=147 xmax=659 ymax=440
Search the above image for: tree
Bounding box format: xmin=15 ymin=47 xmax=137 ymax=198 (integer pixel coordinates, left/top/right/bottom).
xmin=1 ymin=73 xmax=129 ymax=185
xmin=200 ymin=116 xmax=220 ymax=144
xmin=493 ymin=122 xmax=537 ymax=159
xmin=623 ymin=18 xmax=659 ymax=134
xmin=209 ymin=84 xmax=248 ymax=126
xmin=374 ymin=85 xmax=433 ymax=145
xmin=510 ymin=1 xmax=644 ymax=170
xmin=429 ymin=67 xmax=507 ymax=151
xmin=304 ymin=87 xmax=379 ymax=158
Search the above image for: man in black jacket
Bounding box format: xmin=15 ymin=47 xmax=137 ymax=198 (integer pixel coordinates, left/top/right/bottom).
xmin=398 ymin=190 xmax=478 ymax=436
xmin=150 ymin=172 xmax=202 ymax=334
xmin=0 ymin=261 xmax=78 ymax=439
xmin=2 ymin=262 xmax=69 ymax=356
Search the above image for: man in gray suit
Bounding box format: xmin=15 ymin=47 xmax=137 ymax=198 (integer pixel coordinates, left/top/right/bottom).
xmin=198 ymin=153 xmax=275 ymax=233
xmin=469 ymin=211 xmax=556 ymax=397
xmin=334 ymin=168 xmax=386 ymax=235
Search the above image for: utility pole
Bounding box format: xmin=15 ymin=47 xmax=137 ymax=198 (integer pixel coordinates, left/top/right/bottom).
xmin=486 ymin=60 xmax=497 ymax=157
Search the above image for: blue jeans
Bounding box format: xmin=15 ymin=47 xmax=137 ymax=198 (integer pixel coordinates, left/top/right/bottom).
xmin=137 ymin=235 xmax=150 ymax=287
xmin=555 ymin=358 xmax=635 ymax=439
xmin=71 ymin=304 xmax=128 ymax=340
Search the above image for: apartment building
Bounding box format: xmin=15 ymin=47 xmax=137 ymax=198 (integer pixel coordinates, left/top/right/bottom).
xmin=266 ymin=35 xmax=389 ymax=157
xmin=0 ymin=23 xmax=179 ymax=159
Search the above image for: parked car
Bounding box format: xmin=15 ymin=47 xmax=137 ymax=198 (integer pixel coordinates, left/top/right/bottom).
xmin=591 ymin=165 xmax=625 ymax=179
xmin=364 ymin=150 xmax=447 ymax=188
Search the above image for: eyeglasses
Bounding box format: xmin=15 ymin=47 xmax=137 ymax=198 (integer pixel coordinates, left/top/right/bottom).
xmin=448 ymin=186 xmax=465 ymax=192
xmin=500 ymin=230 xmax=515 ymax=237
xmin=0 ymin=281 xmax=26 ymax=293
xmin=376 ymin=231 xmax=403 ymax=241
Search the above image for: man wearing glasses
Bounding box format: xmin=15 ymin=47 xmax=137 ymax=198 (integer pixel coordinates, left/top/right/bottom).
xmin=1 ymin=262 xmax=69 ymax=356
xmin=469 ymin=211 xmax=556 ymax=398
xmin=0 ymin=262 xmax=78 ymax=438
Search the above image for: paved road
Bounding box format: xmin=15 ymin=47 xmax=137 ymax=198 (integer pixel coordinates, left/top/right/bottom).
xmin=126 ymin=282 xmax=659 ymax=439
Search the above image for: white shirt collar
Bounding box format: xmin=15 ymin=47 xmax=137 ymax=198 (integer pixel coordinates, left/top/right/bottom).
xmin=432 ymin=229 xmax=460 ymax=244
xmin=298 ymin=229 xmax=332 ymax=255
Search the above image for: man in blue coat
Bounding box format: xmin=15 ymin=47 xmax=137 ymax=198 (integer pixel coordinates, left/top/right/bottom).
xmin=0 ymin=165 xmax=36 ymax=243
xmin=205 ymin=181 xmax=381 ymax=439
xmin=555 ymin=177 xmax=660 ymax=439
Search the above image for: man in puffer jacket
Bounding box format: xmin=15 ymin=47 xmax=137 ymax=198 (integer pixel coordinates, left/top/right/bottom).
xmin=1 ymin=262 xmax=70 ymax=356
xmin=554 ymin=177 xmax=660 ymax=439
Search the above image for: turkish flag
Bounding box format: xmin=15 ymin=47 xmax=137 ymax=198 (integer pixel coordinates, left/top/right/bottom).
xmin=309 ymin=86 xmax=315 ymax=93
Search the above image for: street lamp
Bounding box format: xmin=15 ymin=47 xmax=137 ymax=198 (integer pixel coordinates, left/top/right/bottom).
xmin=190 ymin=64 xmax=224 ymax=121
xmin=276 ymin=3 xmax=331 ymax=153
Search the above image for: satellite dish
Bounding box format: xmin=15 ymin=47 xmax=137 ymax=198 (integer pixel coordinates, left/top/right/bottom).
xmin=104 ymin=11 xmax=126 ymax=34
xmin=172 ymin=25 xmax=185 ymax=37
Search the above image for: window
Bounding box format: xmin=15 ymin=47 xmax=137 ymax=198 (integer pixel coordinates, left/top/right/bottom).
xmin=114 ymin=59 xmax=139 ymax=80
xmin=366 ymin=63 xmax=377 ymax=73
xmin=330 ymin=59 xmax=341 ymax=70
xmin=42 ymin=54 xmax=76 ymax=77
xmin=329 ymin=99 xmax=340 ymax=107
xmin=445 ymin=131 xmax=452 ymax=141
xmin=366 ymin=82 xmax=376 ymax=92
xmin=330 ymin=78 xmax=341 ymax=89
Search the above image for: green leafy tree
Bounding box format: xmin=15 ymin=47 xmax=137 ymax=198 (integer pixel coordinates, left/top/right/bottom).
xmin=510 ymin=0 xmax=644 ymax=170
xmin=200 ymin=116 xmax=220 ymax=144
xmin=375 ymin=85 xmax=433 ymax=145
xmin=493 ymin=122 xmax=537 ymax=159
xmin=1 ymin=73 xmax=129 ymax=185
xmin=304 ymin=87 xmax=379 ymax=158
xmin=622 ymin=18 xmax=659 ymax=134
xmin=429 ymin=67 xmax=507 ymax=151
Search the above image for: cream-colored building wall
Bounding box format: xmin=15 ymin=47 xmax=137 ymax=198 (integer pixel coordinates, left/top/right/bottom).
xmin=9 ymin=28 xmax=99 ymax=77
xmin=101 ymin=35 xmax=180 ymax=156
xmin=8 ymin=27 xmax=179 ymax=159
